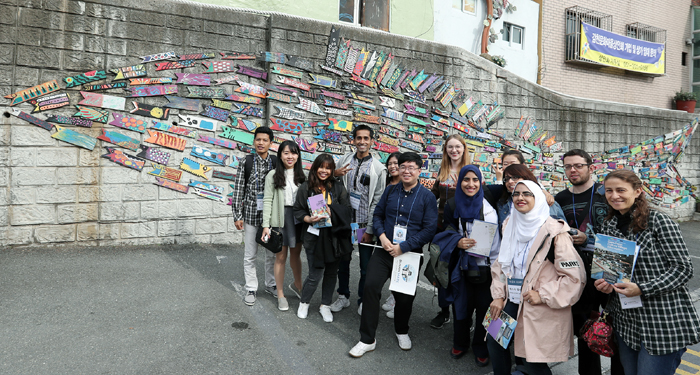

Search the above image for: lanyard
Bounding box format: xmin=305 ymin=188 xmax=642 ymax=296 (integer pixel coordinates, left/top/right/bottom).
xmin=394 ymin=185 xmax=421 ymax=227
xmin=572 ymin=187 xmax=595 ymax=230
xmin=353 ymin=156 xmax=369 ymax=190
xmin=511 ymin=238 xmax=534 ymax=277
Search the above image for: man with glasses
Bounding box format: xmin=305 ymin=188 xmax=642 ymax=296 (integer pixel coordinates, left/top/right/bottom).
xmin=349 ymin=152 xmax=438 ymax=357
xmin=331 ymin=124 xmax=387 ymax=315
xmin=554 ymin=149 xmax=623 ymax=375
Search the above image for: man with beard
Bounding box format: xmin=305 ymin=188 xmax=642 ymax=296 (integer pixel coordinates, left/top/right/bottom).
xmin=554 ymin=149 xmax=622 ymax=375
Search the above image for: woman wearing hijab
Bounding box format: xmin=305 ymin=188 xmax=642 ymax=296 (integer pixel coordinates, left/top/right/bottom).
xmin=488 ymin=180 xmax=586 ymax=375
xmin=436 ymin=165 xmax=500 ymax=366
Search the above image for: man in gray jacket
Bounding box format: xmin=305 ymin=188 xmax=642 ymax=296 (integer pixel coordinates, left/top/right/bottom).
xmin=330 ymin=124 xmax=387 ymax=315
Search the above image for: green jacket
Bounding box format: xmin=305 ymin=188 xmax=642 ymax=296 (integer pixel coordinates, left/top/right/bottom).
xmin=261 ymin=170 xmax=287 ymax=228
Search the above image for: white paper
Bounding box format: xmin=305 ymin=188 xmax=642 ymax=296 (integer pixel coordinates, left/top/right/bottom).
xmin=389 ymin=252 xmax=423 ymax=296
xmin=307 ymin=225 xmax=320 ymax=236
xmin=468 ymin=220 xmax=498 ymax=257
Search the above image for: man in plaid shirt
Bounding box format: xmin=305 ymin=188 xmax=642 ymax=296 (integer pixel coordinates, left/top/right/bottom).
xmin=232 ymin=127 xmax=277 ymax=306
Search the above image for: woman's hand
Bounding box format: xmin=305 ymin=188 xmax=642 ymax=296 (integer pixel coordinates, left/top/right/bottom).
xmin=523 ymin=290 xmax=542 ymax=305
xmin=305 ymin=215 xmax=323 ymax=224
xmin=594 ymin=279 xmax=614 ymax=294
xmin=458 ymin=238 xmax=477 ymax=250
xmin=544 ymin=190 xmax=555 ymax=206
xmin=260 ymin=227 xmax=270 ymax=242
xmin=494 ymin=165 xmax=504 ymax=181
xmin=490 ymin=298 xmax=505 ymax=318
xmin=613 ymin=282 xmax=642 ymax=297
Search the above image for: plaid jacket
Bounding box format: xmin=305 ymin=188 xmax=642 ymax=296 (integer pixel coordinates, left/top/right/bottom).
xmin=231 ymin=153 xmax=275 ymax=226
xmin=601 ymin=210 xmax=700 ymax=355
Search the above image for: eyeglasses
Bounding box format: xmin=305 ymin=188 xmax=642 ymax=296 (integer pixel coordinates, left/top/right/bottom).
xmin=511 ymin=191 xmax=535 ymax=198
xmin=399 ymin=166 xmax=419 ymax=172
xmin=563 ymin=164 xmax=589 ymax=170
xmin=503 ymin=176 xmax=523 ymax=182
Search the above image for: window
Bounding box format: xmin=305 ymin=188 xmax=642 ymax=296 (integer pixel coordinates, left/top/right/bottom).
xmin=338 ymin=0 xmax=390 ymax=32
xmin=691 ymin=7 xmax=700 ymax=96
xmin=502 ymin=22 xmax=524 ymax=48
xmin=564 ymin=6 xmax=612 ymax=62
xmin=626 ymin=23 xmax=666 ymax=43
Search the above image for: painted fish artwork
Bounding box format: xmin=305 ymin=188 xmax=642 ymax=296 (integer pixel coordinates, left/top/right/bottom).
xmin=180 ymin=157 xmax=212 ymax=179
xmin=154 ymin=177 xmax=189 ymax=193
xmin=267 ymin=91 xmax=293 ymax=103
xmin=30 ymin=92 xmax=70 ymax=113
xmin=102 ymin=147 xmax=145 ymax=171
xmin=236 ymin=117 xmax=263 ymax=132
xmin=271 ymin=65 xmax=303 ymax=79
xmin=234 ymin=81 xmax=267 ymax=98
xmin=328 ymin=118 xmax=353 ymax=132
xmin=188 ymin=180 xmax=225 ymax=195
xmin=5 ymin=80 xmax=60 ymax=106
xmin=140 ymin=51 xmax=176 ymax=63
xmin=129 ymin=78 xmax=173 ymax=85
xmin=97 ymin=129 xmax=141 ymax=151
xmin=202 ymin=60 xmax=237 ymax=73
xmin=276 ymin=76 xmax=310 ymax=91
xmin=212 ymin=170 xmax=236 ymax=181
xmin=110 ymin=65 xmax=146 ymax=80
xmin=155 ymin=60 xmax=197 ymax=71
xmin=231 ymin=105 xmax=264 ymax=118
xmin=269 ymin=117 xmax=304 ymax=135
xmin=292 ymin=136 xmax=318 ymax=153
xmin=200 ymin=105 xmax=230 ymax=122
xmin=257 ymin=51 xmax=287 ymax=63
xmin=149 ymin=163 xmax=183 ymax=182
xmin=191 ymin=146 xmax=229 ymax=166
xmin=175 ymin=73 xmax=211 ymax=86
xmin=109 ymin=113 xmax=147 ymax=133
xmin=214 ymin=74 xmax=240 ymax=85
xmin=164 ymin=95 xmax=200 ymax=112
xmin=136 ymin=145 xmax=171 ymax=165
xmin=82 ymin=82 xmax=127 ymax=91
xmin=177 ymin=114 xmax=220 ymax=132
xmin=274 ymin=106 xmax=307 ymax=121
xmin=236 ymin=65 xmax=268 ymax=81
xmin=219 ymin=126 xmax=255 ymax=145
xmin=151 ymin=121 xmax=198 ymax=139
xmin=225 ymin=93 xmax=262 ymax=104
xmin=314 ymin=128 xmax=342 ymax=143
xmin=308 ymin=74 xmax=337 ymax=89
xmin=78 ymin=91 xmax=126 ymax=111
xmin=191 ymin=187 xmax=225 ymax=202
xmin=197 ymin=134 xmax=237 ymax=150
xmin=64 ymin=70 xmax=107 ymax=88
xmin=73 ymin=105 xmax=109 ymax=123
xmin=51 ymin=125 xmax=96 ymax=150
xmin=211 ymin=99 xmax=240 ymax=111
xmin=220 ymin=52 xmax=256 ymax=60
xmin=186 ymin=86 xmax=227 ymax=99
xmin=144 ymin=130 xmax=187 ymax=151
xmin=45 ymin=114 xmax=93 ymax=128
xmin=296 ymin=97 xmax=325 ymax=116
xmin=128 ymin=85 xmax=178 ymax=97
xmin=178 ymin=52 xmax=216 ymax=60
xmin=130 ymin=102 xmax=170 ymax=120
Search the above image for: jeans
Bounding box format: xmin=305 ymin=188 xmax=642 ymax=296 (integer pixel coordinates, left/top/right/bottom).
xmin=486 ymin=301 xmax=552 ymax=375
xmin=243 ymin=222 xmax=276 ymax=291
xmin=336 ymin=243 xmax=373 ymax=304
xmin=615 ymin=331 xmax=685 ymax=375
xmin=300 ymin=245 xmax=340 ymax=305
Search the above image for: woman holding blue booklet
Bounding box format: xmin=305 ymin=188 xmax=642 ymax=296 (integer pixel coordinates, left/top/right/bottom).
xmin=488 ymin=180 xmax=585 ymax=375
xmin=594 ymin=170 xmax=700 ymax=375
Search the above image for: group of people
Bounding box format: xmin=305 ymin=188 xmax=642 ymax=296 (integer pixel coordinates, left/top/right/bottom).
xmin=231 ymin=126 xmax=700 ymax=375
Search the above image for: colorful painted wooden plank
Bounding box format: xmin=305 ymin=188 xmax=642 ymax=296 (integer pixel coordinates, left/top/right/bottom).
xmin=179 ymin=52 xmax=215 ymax=60
xmin=239 ymin=144 xmax=255 ymax=153
xmin=269 ymin=117 xmax=303 ymax=135
xmin=375 ymin=53 xmax=393 ymax=84
xmin=267 ymin=91 xmax=293 ymax=103
xmin=340 ymin=45 xmax=357 ymax=73
xmin=188 ymin=180 xmax=225 ymax=195
xmin=234 ymin=81 xmax=267 ymax=98
xmin=256 ymin=51 xmax=287 ymax=63
xmin=308 ymin=73 xmax=337 ymax=89
xmin=296 ymin=97 xmax=325 ymax=116
xmin=129 ymin=77 xmax=173 ymax=85
xmin=46 ymin=114 xmax=92 ymax=128
xmin=200 ymin=105 xmax=229 ymax=122
xmin=210 ymin=99 xmax=239 ymax=112
xmin=372 ymin=140 xmax=399 ymax=153
xmin=320 ymin=64 xmax=346 ymax=76
xmin=73 ymin=105 xmax=109 ymax=123
xmin=276 ymin=76 xmax=309 ymax=91
xmin=381 ymin=64 xmax=398 ymax=87
xmin=29 ymin=92 xmax=70 ymax=113
xmin=285 ymin=55 xmax=314 ymax=72
xmin=231 ymin=105 xmax=263 ymax=118
xmin=323 ymin=25 xmax=341 ymax=66
xmin=129 ymin=85 xmax=178 ymax=97
xmin=82 ymin=82 xmax=127 ymax=91
xmin=151 ymin=121 xmax=197 ymax=138
xmin=161 ymin=96 xmax=199 ymax=112
xmin=109 ymin=113 xmax=147 ymax=133
xmin=149 ymin=163 xmax=182 ymax=182
xmin=292 ymin=136 xmax=318 ymax=153
xmin=265 ymin=83 xmax=298 ymax=96
xmin=314 ymin=128 xmax=342 ymax=143
xmin=191 ymin=187 xmax=224 ymax=202
xmin=352 ymin=48 xmax=368 ymax=76
xmin=418 ymin=74 xmax=439 ymax=93
xmin=186 ymin=86 xmax=226 ymax=99
xmin=407 ymin=133 xmax=425 ymax=144
xmin=102 ymin=147 xmax=145 ymax=171
xmin=406 ymin=116 xmax=430 ymax=126
xmin=214 ymin=74 xmax=240 ymax=85
xmin=145 ymin=130 xmax=187 ymax=151
xmin=178 ymin=114 xmax=220 ymax=132
xmin=386 ymin=66 xmax=403 ymax=88
xmin=353 ymin=113 xmax=381 ymax=125
xmin=49 ymin=125 xmax=96 ymax=150
xmin=97 ymin=129 xmax=141 ymax=151
xmin=154 ymin=177 xmax=189 ymax=193
xmin=274 ymin=106 xmax=307 ymax=121
xmin=271 ymin=65 xmax=303 ymax=79
xmin=325 ymin=107 xmax=352 ymax=117
xmin=300 ymin=90 xmax=324 ymax=100
xmin=5 ymin=80 xmax=60 ymax=106
xmin=361 ymin=51 xmax=380 ymax=79
xmin=191 ymin=146 xmax=229 ymax=166
xmin=130 ymin=102 xmax=169 ymax=120
xmin=328 ymin=118 xmax=353 ymax=132
xmin=64 ymin=70 xmax=107 ymax=88
xmin=236 ymin=65 xmax=267 ymax=81
xmin=180 ymin=157 xmax=212 ymax=179
xmin=202 ymin=60 xmax=236 ymax=73
xmin=78 ymin=91 xmax=126 ymax=110
xmin=404 ymin=104 xmax=429 ymax=118
xmin=334 ymin=38 xmax=350 ymax=69
xmin=368 ymin=51 xmax=387 ymax=81
xmin=353 ymin=107 xmax=371 ymax=116
xmin=140 ymin=51 xmax=176 ymax=63
xmin=378 ymin=135 xmax=399 ymax=147
xmin=110 ymin=65 xmax=146 ymax=80
xmin=408 ymin=70 xmax=428 ymax=91
xmin=350 ymin=74 xmax=376 ymax=88
xmin=426 ymin=127 xmax=444 ymax=137
xmin=197 ymin=134 xmax=237 ymax=150
xmin=324 ymin=99 xmax=348 ymax=110
xmin=317 ymin=142 xmax=344 ymax=154
xmin=175 ymin=73 xmax=211 ymax=86
xmin=236 ymin=117 xmax=263 ymax=132
xmin=212 ymin=170 xmax=236 ymax=181
xmin=219 ymin=125 xmax=254 ymax=145
xmin=135 ymin=145 xmax=171 ymax=165
xmin=318 ymin=90 xmax=341 ymax=101
xmin=379 ymin=96 xmax=395 ymax=108
xmin=379 ymin=125 xmax=402 ymax=138
xmin=220 ymin=52 xmax=256 ymax=60
xmin=225 ymin=93 xmax=262 ymax=104
xmin=155 ymin=60 xmax=196 ymax=71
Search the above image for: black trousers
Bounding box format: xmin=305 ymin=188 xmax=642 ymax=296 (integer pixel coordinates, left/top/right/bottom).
xmin=453 ymin=275 xmax=492 ymax=358
xmin=359 ymin=249 xmax=423 ymax=344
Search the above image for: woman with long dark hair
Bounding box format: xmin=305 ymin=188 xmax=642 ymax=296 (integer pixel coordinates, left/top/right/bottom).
xmin=261 ymin=140 xmax=306 ymax=311
xmin=385 ymin=152 xmax=402 ymax=186
xmin=594 ymin=170 xmax=700 ymax=375
xmin=497 ymin=164 xmax=565 ymax=226
xmin=293 ymin=154 xmax=352 ymax=322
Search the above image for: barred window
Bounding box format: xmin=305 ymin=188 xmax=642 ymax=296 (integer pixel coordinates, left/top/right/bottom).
xmin=626 ymin=23 xmax=666 ymax=44
xmin=564 ymin=6 xmax=613 ymax=62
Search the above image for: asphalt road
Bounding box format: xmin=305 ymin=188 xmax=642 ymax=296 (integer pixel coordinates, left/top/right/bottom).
xmin=2 ymin=221 xmax=700 ymax=375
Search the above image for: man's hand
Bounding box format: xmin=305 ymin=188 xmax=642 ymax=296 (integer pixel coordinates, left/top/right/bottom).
xmin=361 ymin=232 xmax=373 ymax=244
xmin=386 ymin=243 xmax=402 ymax=257
xmin=334 ymin=164 xmax=351 ymax=177
xmin=379 ymin=234 xmax=392 ymax=251
xmin=235 ymin=220 xmax=244 ymax=230
xmin=457 ymin=238 xmax=477 ymax=250
xmin=544 ymin=190 xmax=555 ymax=206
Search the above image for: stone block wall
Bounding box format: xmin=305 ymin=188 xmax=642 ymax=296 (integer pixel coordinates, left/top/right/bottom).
xmin=0 ymin=0 xmax=697 ymax=247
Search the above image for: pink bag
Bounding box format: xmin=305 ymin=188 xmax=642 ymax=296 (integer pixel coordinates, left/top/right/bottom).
xmin=580 ymin=311 xmax=616 ymax=357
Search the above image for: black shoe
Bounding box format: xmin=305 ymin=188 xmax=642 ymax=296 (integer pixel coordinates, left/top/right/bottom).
xmin=430 ymin=310 xmax=451 ymax=329
xmin=475 ymin=356 xmax=489 ymax=367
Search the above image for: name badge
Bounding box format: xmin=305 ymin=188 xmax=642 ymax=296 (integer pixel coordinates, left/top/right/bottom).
xmin=350 ymin=191 xmax=361 ymax=210
xmin=507 ymin=278 xmax=523 ymax=304
xmin=393 ymin=225 xmax=407 ymax=244
xmin=256 ymin=193 xmax=264 ymax=211
xmin=619 ymin=294 xmax=643 ymax=309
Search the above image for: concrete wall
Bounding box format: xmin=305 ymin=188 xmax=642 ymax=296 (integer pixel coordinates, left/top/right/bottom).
xmin=0 ymin=0 xmax=697 ymax=248
xmin=540 ymin=0 xmax=692 ymax=109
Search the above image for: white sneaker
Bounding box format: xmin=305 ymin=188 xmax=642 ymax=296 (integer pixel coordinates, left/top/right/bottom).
xmin=386 ymin=307 xmax=394 ymax=319
xmin=330 ymin=295 xmax=350 ymax=312
xmin=297 ymin=302 xmax=310 ymax=319
xmin=349 ymin=340 xmax=376 ymax=358
xmin=396 ymin=333 xmax=412 ymax=350
xmin=319 ymin=305 xmax=333 ymax=322
xmin=382 ymin=294 xmax=396 ymax=311
xmin=357 ymin=302 xmax=363 ymax=316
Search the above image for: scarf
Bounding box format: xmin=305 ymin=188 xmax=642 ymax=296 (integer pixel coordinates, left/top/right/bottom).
xmin=497 ymin=180 xmax=549 ymax=277
xmin=453 ymin=165 xmax=484 ymax=222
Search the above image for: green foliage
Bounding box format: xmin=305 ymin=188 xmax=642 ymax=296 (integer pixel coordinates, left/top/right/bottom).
xmin=674 ymin=89 xmax=697 ymax=102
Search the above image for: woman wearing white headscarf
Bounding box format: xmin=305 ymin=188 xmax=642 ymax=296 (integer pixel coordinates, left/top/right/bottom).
xmin=487 ymin=180 xmax=586 ymax=375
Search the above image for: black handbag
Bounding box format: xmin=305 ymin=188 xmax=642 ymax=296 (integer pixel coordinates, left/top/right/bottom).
xmin=256 ymin=226 xmax=283 ymax=253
